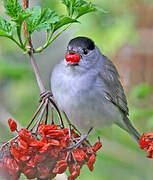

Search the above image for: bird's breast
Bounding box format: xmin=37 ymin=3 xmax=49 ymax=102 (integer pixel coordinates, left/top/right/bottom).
xmin=51 ymin=65 xmax=121 ymax=131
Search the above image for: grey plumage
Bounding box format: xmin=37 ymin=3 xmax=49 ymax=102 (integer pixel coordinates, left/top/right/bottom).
xmin=99 ymin=54 xmax=129 ymax=115
xmin=51 ymin=37 xmax=140 ymax=144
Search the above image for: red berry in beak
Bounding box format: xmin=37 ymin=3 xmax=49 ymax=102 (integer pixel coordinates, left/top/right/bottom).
xmin=65 ymin=52 xmax=80 ymax=64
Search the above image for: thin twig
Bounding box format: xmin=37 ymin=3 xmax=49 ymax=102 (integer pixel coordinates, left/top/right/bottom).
xmin=23 ymin=0 xmax=33 ymax=48
xmin=28 ymin=52 xmax=45 ymax=93
xmin=0 ymin=135 xmax=18 ymax=151
xmin=49 ymin=97 xmax=64 ymax=128
xmin=26 ymin=99 xmax=45 ymax=129
xmin=35 ymin=99 xmax=49 ymax=132
xmin=45 ymin=103 xmax=49 ymax=125
xmin=30 ymin=99 xmax=49 ymax=132
xmin=63 ymin=111 xmax=72 ymax=139
xmin=23 ymin=0 xmax=45 ymax=94
xmin=50 ymin=102 xmax=54 ymax=124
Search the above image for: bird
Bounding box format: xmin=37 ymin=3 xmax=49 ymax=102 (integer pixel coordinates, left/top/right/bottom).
xmin=51 ymin=36 xmax=141 ymax=144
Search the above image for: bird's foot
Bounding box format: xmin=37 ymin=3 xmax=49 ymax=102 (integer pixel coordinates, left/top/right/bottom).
xmin=40 ymin=91 xmax=53 ymax=102
xmin=68 ymin=127 xmax=93 ymax=150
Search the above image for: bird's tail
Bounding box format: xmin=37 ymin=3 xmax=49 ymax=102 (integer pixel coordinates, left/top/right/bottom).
xmin=117 ymin=116 xmax=141 ymax=145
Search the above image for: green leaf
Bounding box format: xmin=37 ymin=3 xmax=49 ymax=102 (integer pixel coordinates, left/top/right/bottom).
xmin=4 ymin=0 xmax=31 ymax=28
xmin=25 ymin=7 xmax=60 ymax=33
xmin=62 ymin=0 xmax=71 ymax=6
xmin=62 ymin=0 xmax=87 ymax=17
xmin=25 ymin=6 xmax=41 ymax=33
xmin=73 ymin=0 xmax=87 ymax=7
xmin=54 ymin=16 xmax=79 ymax=32
xmin=4 ymin=0 xmax=22 ymax=18
xmin=62 ymin=0 xmax=99 ymax=18
xmin=36 ymin=8 xmax=60 ymax=31
xmin=0 ymin=16 xmax=13 ymax=37
xmin=62 ymin=0 xmax=87 ymax=7
xmin=15 ymin=8 xmax=32 ymax=25
xmin=74 ymin=2 xmax=98 ymax=18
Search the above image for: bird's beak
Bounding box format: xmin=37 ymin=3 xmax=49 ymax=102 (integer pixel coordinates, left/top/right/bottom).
xmin=67 ymin=62 xmax=79 ymax=66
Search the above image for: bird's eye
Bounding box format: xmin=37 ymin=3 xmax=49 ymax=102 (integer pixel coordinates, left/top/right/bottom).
xmin=83 ymin=49 xmax=88 ymax=55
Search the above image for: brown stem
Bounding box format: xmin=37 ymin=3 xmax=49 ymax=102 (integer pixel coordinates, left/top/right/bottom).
xmin=23 ymin=0 xmax=28 ymax=41
xmin=28 ymin=52 xmax=45 ymax=93
xmin=23 ymin=0 xmax=45 ymax=93
xmin=23 ymin=0 xmax=28 ymax=10
xmin=26 ymin=99 xmax=45 ymax=129
xmin=0 ymin=135 xmax=18 ymax=151
xmin=22 ymin=0 xmax=64 ymax=129
xmin=23 ymin=0 xmax=33 ymax=48
xmin=50 ymin=102 xmax=54 ymax=124
xmin=30 ymin=100 xmax=49 ymax=132
xmin=49 ymin=97 xmax=64 ymax=128
xmin=45 ymin=103 xmax=49 ymax=124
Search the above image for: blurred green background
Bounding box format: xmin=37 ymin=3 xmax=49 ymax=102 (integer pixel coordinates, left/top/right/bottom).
xmin=0 ymin=0 xmax=153 ymax=179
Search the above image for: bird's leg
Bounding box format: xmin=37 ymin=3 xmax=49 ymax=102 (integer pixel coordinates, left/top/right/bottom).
xmin=62 ymin=111 xmax=94 ymax=149
xmin=67 ymin=127 xmax=93 ymax=150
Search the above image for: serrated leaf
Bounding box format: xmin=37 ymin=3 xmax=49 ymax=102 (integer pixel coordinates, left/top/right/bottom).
xmin=15 ymin=8 xmax=32 ymax=24
xmin=62 ymin=0 xmax=71 ymax=6
xmin=62 ymin=0 xmax=87 ymax=7
xmin=54 ymin=16 xmax=79 ymax=32
xmin=0 ymin=16 xmax=13 ymax=37
xmin=25 ymin=6 xmax=42 ymax=33
xmin=25 ymin=7 xmax=60 ymax=33
xmin=73 ymin=0 xmax=87 ymax=7
xmin=4 ymin=0 xmax=31 ymax=28
xmin=36 ymin=8 xmax=60 ymax=31
xmin=74 ymin=3 xmax=98 ymax=18
xmin=4 ymin=0 xmax=22 ymax=18
xmin=62 ymin=0 xmax=99 ymax=19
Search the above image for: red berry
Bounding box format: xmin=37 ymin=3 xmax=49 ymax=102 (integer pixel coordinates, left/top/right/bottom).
xmin=18 ymin=128 xmax=32 ymax=142
xmin=87 ymin=154 xmax=96 ymax=171
xmin=72 ymin=149 xmax=86 ymax=162
xmin=18 ymin=137 xmax=28 ymax=150
xmin=139 ymin=133 xmax=153 ymax=149
xmin=65 ymin=53 xmax=80 ymax=64
xmin=92 ymin=141 xmax=102 ymax=152
xmin=37 ymin=164 xmax=50 ymax=179
xmin=23 ymin=166 xmax=37 ymax=179
xmin=139 ymin=132 xmax=153 ymax=158
xmin=8 ymin=118 xmax=17 ymax=132
xmin=53 ymin=160 xmax=68 ymax=174
xmin=3 ymin=119 xmax=102 ymax=179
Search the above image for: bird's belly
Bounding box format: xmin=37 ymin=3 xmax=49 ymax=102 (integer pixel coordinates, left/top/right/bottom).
xmin=54 ymin=89 xmax=122 ymax=131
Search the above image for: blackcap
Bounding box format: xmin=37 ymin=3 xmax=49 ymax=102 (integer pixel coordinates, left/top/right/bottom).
xmin=51 ymin=37 xmax=140 ymax=144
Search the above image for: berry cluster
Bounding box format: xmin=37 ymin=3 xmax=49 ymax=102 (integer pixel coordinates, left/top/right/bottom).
xmin=0 ymin=119 xmax=102 ymax=180
xmin=139 ymin=132 xmax=153 ymax=158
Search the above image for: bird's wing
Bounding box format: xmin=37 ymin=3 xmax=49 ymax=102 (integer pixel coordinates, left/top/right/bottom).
xmin=99 ymin=55 xmax=129 ymax=115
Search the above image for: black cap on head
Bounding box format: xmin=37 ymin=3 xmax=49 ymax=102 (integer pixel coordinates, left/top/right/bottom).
xmin=68 ymin=37 xmax=95 ymax=51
